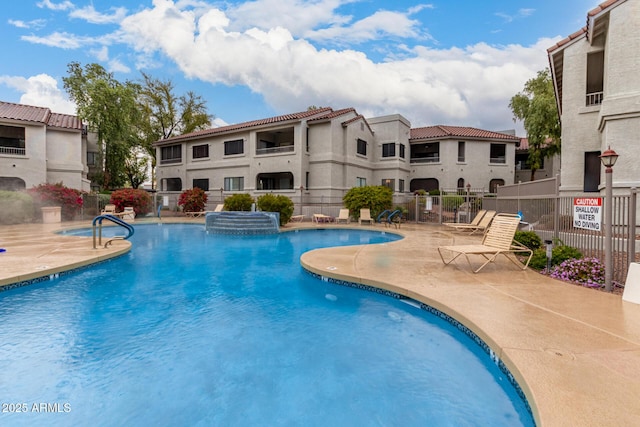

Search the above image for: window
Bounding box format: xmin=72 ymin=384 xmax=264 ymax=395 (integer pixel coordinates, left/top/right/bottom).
xmin=224 ymin=139 xmax=244 ymax=156
xmin=458 ymin=141 xmax=465 ymax=162
xmin=399 ymin=144 xmax=405 ymax=159
xmin=584 ymin=151 xmax=601 ymax=192
xmin=457 ymin=178 xmax=465 ymax=189
xmin=165 ymin=177 xmax=182 ymax=191
xmin=193 ymin=179 xmax=209 ymax=191
xmin=224 ymin=177 xmax=244 ymax=191
xmin=160 ymin=145 xmax=181 ymax=164
xmin=305 ymin=171 xmax=309 ymax=189
xmin=193 ymin=144 xmax=209 ymax=159
xmin=382 ymin=179 xmax=395 ymax=191
xmin=0 ymin=125 xmax=26 ymax=155
xmin=356 ymin=177 xmax=366 ymax=187
xmin=382 ymin=143 xmax=395 ymax=158
xmin=490 ymin=144 xmax=506 ymax=164
xmin=87 ymin=151 xmax=98 ymax=166
xmin=357 ymin=138 xmax=367 ymax=156
xmin=399 ymin=179 xmax=405 ymax=193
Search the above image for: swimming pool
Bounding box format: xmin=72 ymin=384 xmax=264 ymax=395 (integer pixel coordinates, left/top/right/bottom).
xmin=0 ymin=224 xmax=534 ymax=426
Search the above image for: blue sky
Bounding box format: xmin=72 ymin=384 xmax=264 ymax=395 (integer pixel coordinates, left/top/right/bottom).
xmin=0 ymin=0 xmax=600 ymax=134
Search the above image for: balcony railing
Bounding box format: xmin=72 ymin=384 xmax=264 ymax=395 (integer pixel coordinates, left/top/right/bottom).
xmin=490 ymin=156 xmax=506 ymax=164
xmin=410 ymin=156 xmax=439 ymax=164
xmin=0 ymin=146 xmax=26 ymax=155
xmin=160 ymin=157 xmax=181 ymax=165
xmin=586 ymin=91 xmax=603 ymax=106
xmin=256 ymin=145 xmax=294 ymax=155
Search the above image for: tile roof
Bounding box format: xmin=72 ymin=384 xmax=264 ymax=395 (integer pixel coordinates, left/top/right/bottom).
xmin=409 ymin=125 xmax=520 ymax=141
xmin=547 ymin=0 xmax=625 ymax=53
xmin=155 ymin=107 xmax=334 ymax=144
xmin=0 ymin=101 xmax=82 ymax=130
xmin=47 ymin=113 xmax=83 ymax=130
xmin=0 ymin=101 xmax=50 ymax=124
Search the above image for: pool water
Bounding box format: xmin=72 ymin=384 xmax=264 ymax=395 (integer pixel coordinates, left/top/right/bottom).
xmin=0 ymin=224 xmax=534 ymax=426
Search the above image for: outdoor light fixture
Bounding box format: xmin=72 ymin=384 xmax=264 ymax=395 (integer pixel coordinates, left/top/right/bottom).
xmin=600 ymin=145 xmax=619 ymax=292
xmin=599 ymin=146 xmax=619 ymax=169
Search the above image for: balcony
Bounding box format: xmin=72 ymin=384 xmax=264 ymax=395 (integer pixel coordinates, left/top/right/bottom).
xmin=0 ymin=146 xmax=26 ymax=155
xmin=256 ymin=145 xmax=294 ymax=155
xmin=586 ymin=91 xmax=603 ymax=106
xmin=410 ymin=156 xmax=439 ymax=164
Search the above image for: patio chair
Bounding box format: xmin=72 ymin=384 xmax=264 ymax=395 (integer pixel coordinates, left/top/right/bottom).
xmin=437 ymin=213 xmax=533 ymax=273
xmin=289 ymin=215 xmax=305 ymax=223
xmin=335 ymin=209 xmax=350 ymax=224
xmin=359 ymin=208 xmax=373 ymax=225
xmin=312 ymin=213 xmax=333 ymax=223
xmin=101 ymin=204 xmax=126 ymax=218
xmin=443 ymin=209 xmax=486 ymax=228
xmin=214 ymin=204 xmax=224 ymax=212
xmin=444 ymin=210 xmax=496 ymax=235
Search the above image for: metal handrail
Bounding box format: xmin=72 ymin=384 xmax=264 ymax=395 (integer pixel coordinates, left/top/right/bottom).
xmin=92 ymin=214 xmax=135 ymax=249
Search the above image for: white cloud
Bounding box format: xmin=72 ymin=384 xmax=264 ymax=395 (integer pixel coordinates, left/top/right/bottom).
xmin=119 ymin=1 xmax=555 ymax=133
xmin=37 ymin=0 xmax=74 ymax=11
xmin=21 ymin=31 xmax=88 ymax=49
xmin=69 ymin=5 xmax=128 ymax=24
xmin=0 ymin=74 xmax=76 ymax=114
xmin=8 ymin=19 xmax=46 ymax=30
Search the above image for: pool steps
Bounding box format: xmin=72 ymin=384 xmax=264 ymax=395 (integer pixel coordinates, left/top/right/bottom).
xmin=205 ymin=211 xmax=280 ymax=235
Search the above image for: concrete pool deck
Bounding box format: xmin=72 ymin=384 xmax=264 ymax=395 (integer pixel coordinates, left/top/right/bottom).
xmin=1 ymin=218 xmax=639 ymax=426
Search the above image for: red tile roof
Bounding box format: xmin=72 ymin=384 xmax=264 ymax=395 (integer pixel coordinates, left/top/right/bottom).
xmin=0 ymin=101 xmax=82 ymax=130
xmin=156 ymin=107 xmax=334 ymax=144
xmin=547 ymin=0 xmax=625 ymax=53
xmin=410 ymin=125 xmax=520 ymax=141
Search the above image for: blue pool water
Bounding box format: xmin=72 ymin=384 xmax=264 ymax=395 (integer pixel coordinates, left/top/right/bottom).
xmin=0 ymin=224 xmax=534 ymax=426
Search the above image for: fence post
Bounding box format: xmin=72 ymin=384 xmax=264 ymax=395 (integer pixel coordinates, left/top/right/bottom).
xmin=630 ymin=188 xmax=637 ymax=268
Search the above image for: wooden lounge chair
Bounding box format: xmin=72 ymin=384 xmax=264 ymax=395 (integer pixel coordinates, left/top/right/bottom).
xmin=437 ymin=213 xmax=533 ymax=273
xmin=443 ymin=209 xmax=486 ymax=228
xmin=445 ymin=210 xmax=496 ymax=235
xmin=335 ymin=209 xmax=350 ymax=224
xmin=359 ymin=208 xmax=373 ymax=225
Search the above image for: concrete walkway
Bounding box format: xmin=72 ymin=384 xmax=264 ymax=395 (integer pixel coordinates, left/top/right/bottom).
xmin=1 ymin=218 xmax=640 ymax=426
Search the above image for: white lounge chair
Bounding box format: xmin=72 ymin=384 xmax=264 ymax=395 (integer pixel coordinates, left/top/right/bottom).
xmin=445 ymin=210 xmax=496 ymax=235
xmin=438 ymin=213 xmax=533 ymax=273
xmin=359 ymin=209 xmax=373 ymax=225
xmin=336 ymin=209 xmax=350 ymax=224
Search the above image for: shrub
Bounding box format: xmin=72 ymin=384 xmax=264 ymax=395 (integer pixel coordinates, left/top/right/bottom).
xmin=257 ymin=193 xmax=294 ymax=225
xmin=224 ymin=193 xmax=254 ymax=211
xmin=178 ymin=188 xmax=208 ymax=213
xmin=0 ymin=191 xmax=34 ymax=224
xmin=27 ymin=182 xmax=83 ymax=220
xmin=342 ymin=186 xmax=393 ymax=219
xmin=514 ymin=231 xmax=542 ymax=250
xmin=110 ymin=188 xmax=152 ymax=215
xmin=441 ymin=195 xmax=464 ymax=210
xmin=546 ymin=257 xmax=605 ymax=288
xmin=529 ymin=244 xmax=583 ymax=270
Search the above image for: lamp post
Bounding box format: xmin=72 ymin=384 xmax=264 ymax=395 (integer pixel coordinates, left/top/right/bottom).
xmin=600 ymin=146 xmax=619 ymax=292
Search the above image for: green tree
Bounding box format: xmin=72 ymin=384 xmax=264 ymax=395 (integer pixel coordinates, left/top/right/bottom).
xmin=342 ymin=186 xmax=393 ymax=219
xmin=136 ymin=73 xmax=211 ymax=188
xmin=63 ymin=62 xmax=141 ymax=189
xmin=123 ymin=149 xmax=149 ymax=189
xmin=509 ymin=68 xmax=561 ymax=181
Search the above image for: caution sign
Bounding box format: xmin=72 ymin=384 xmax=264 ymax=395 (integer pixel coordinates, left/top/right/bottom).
xmin=573 ymin=198 xmax=602 ymax=231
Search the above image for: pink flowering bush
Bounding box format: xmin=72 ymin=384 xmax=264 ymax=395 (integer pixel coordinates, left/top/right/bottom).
xmin=545 ymin=257 xmax=605 ymax=288
xmin=110 ymin=188 xmax=152 ymax=215
xmin=27 ymin=182 xmax=83 ymax=220
xmin=178 ymin=188 xmax=208 ymax=213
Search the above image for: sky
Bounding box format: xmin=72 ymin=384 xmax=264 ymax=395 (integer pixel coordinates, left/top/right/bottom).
xmin=0 ymin=0 xmax=601 ymax=135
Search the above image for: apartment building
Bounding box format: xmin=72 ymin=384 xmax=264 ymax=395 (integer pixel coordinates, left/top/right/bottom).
xmin=548 ymin=0 xmax=640 ymax=194
xmin=0 ymin=101 xmax=90 ymax=192
xmin=153 ymin=107 xmax=519 ymax=201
